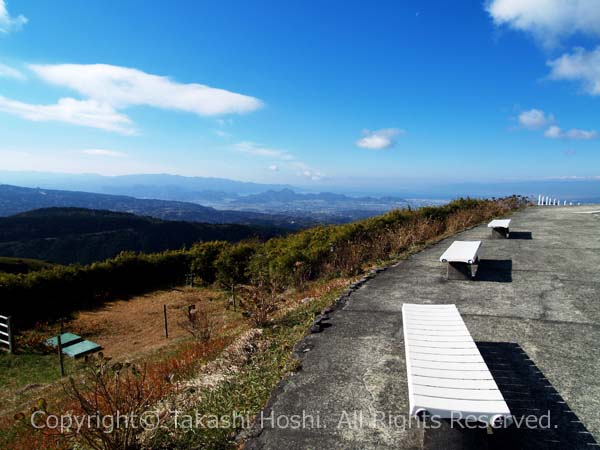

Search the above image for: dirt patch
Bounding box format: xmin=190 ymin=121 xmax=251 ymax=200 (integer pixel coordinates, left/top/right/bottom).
xmin=70 ymin=287 xmax=226 ymax=361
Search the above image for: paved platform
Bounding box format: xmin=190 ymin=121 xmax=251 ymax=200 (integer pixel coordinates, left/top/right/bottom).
xmin=246 ymin=206 xmax=600 ymax=450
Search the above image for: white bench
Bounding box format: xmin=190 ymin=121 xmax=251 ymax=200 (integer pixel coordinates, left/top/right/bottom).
xmin=402 ymin=304 xmax=512 ymax=427
xmin=487 ymin=219 xmax=511 ymax=239
xmin=439 ymin=240 xmax=481 ymax=280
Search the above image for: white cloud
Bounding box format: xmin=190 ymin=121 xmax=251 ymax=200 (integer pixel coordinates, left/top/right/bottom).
xmin=547 ymin=47 xmax=600 ymax=96
xmin=29 ymin=64 xmax=263 ymax=116
xmin=544 ymin=125 xmax=597 ymax=140
xmin=234 ymin=141 xmax=294 ymax=160
xmin=0 ymin=96 xmax=135 ymax=135
xmin=81 ymin=149 xmax=127 ymax=157
xmin=565 ymin=128 xmax=597 ymax=139
xmin=0 ymin=62 xmax=25 ymax=80
xmin=486 ymin=0 xmax=600 ymax=47
xmin=544 ymin=125 xmax=562 ymax=138
xmin=0 ymin=0 xmax=27 ymax=34
xmin=268 ymin=164 xmax=279 ymax=171
xmin=0 ymin=63 xmax=262 ymax=134
xmin=518 ymin=108 xmax=553 ymax=129
xmin=356 ymin=128 xmax=404 ymax=150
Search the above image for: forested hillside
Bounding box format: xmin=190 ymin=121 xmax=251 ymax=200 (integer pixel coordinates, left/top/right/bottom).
xmin=0 ymin=207 xmax=284 ymax=264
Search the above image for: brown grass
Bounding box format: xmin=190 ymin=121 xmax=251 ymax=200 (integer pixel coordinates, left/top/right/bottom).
xmin=69 ymin=287 xmax=227 ymax=361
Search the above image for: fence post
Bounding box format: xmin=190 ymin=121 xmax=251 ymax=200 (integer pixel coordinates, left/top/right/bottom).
xmin=163 ymin=304 xmax=169 ymax=339
xmin=7 ymin=316 xmax=14 ymax=354
xmin=57 ymin=319 xmax=65 ymax=377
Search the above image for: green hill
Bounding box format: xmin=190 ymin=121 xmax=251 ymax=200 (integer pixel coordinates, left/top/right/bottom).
xmin=0 ymin=207 xmax=284 ymax=265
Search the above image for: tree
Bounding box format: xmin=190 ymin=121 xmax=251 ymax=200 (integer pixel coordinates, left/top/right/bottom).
xmin=214 ymin=242 xmax=257 ymax=310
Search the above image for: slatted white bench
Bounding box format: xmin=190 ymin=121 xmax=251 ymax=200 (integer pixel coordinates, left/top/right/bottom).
xmin=402 ymin=304 xmax=512 ymax=427
xmin=487 ymin=219 xmax=511 ymax=239
xmin=439 ymin=240 xmax=481 ymax=280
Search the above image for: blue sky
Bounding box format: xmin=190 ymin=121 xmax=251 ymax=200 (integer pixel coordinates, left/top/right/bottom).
xmin=0 ymin=0 xmax=599 ymax=190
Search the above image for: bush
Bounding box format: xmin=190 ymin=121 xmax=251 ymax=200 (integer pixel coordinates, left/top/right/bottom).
xmin=178 ymin=303 xmax=221 ymax=343
xmin=189 ymin=241 xmax=228 ymax=284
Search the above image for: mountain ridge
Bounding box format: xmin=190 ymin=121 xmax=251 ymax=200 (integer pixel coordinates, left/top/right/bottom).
xmin=0 ymin=184 xmax=312 ymax=228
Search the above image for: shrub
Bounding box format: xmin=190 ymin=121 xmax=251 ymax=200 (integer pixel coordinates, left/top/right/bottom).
xmin=239 ymin=282 xmax=278 ymax=327
xmin=178 ymin=303 xmax=221 ymax=343
xmin=15 ymin=353 xmax=169 ymax=450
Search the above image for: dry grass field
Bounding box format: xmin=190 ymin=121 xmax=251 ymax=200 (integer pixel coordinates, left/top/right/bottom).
xmin=71 ymin=287 xmax=227 ymax=360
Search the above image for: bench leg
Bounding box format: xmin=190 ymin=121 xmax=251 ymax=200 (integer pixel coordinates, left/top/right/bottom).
xmin=491 ymin=227 xmax=509 ymax=239
xmin=447 ymin=262 xmax=475 ymax=280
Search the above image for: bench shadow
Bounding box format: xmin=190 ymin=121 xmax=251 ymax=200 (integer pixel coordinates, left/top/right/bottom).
xmin=510 ymin=231 xmax=533 ymax=240
xmin=477 ymin=342 xmax=598 ymax=450
xmin=475 ymin=259 xmax=512 ymax=283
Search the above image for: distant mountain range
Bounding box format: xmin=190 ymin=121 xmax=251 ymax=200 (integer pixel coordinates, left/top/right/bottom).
xmin=0 ymin=172 xmax=420 ymax=221
xmin=0 ymin=171 xmax=293 ymax=201
xmin=3 ymin=170 xmax=599 ymax=207
xmin=0 ymin=184 xmax=313 ymax=228
xmin=0 ymin=207 xmax=285 ymax=265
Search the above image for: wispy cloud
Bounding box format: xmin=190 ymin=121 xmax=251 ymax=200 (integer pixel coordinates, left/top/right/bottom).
xmin=0 ymin=63 xmax=263 ymax=134
xmin=518 ymin=108 xmax=553 ymax=129
xmin=0 ymin=96 xmax=135 ymax=135
xmin=234 ymin=141 xmax=294 ymax=160
xmin=234 ymin=141 xmax=323 ymax=181
xmin=0 ymin=62 xmax=25 ymax=80
xmin=547 ymin=47 xmax=600 ymax=96
xmin=29 ymin=64 xmax=263 ymax=116
xmin=356 ymin=128 xmax=404 ymax=150
xmin=81 ymin=149 xmax=128 ymax=157
xmin=291 ymin=161 xmax=324 ymax=181
xmin=0 ymin=0 xmax=27 ymax=34
xmin=486 ymin=0 xmax=600 ymax=48
xmin=544 ymin=125 xmax=597 ymax=140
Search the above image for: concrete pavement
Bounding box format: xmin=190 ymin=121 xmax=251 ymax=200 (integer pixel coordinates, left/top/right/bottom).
xmin=246 ymin=206 xmax=600 ymax=450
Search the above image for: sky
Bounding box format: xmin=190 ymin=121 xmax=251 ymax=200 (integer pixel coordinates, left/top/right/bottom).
xmin=0 ymin=0 xmax=599 ymax=190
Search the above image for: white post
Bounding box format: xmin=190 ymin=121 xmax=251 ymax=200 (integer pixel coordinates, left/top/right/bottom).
xmin=563 ymin=200 xmax=566 ymax=206
xmin=538 ymin=194 xmax=542 ymax=205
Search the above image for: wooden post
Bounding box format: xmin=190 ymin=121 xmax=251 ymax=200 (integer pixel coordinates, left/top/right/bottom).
xmin=7 ymin=316 xmax=14 ymax=354
xmin=163 ymin=304 xmax=169 ymax=339
xmin=57 ymin=320 xmax=65 ymax=377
